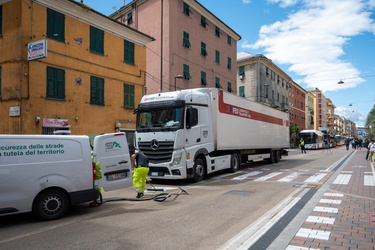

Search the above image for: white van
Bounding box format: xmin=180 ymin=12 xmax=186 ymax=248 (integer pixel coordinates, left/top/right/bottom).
xmin=0 ymin=133 xmax=133 ymax=220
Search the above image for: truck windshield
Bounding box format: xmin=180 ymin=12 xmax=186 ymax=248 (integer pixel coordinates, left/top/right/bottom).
xmin=136 ymin=107 xmax=184 ymax=132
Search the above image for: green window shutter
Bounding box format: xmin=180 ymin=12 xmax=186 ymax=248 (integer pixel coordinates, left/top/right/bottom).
xmin=90 ymin=26 xmax=104 ymax=54
xmin=227 ymin=57 xmax=232 ymax=69
xmin=227 ymin=35 xmax=232 ymax=45
xmin=201 ymin=42 xmax=207 ymax=56
xmin=46 ymin=8 xmax=65 ymax=42
xmin=183 ymin=64 xmax=191 ymax=80
xmin=183 ymin=3 xmax=192 ymax=16
xmin=46 ymin=67 xmax=65 ymax=99
xmin=183 ymin=31 xmax=191 ymax=48
xmin=215 ymin=50 xmax=220 ymax=64
xmin=125 ymin=12 xmax=133 ymax=24
xmin=265 ymin=86 xmax=269 ymax=98
xmin=239 ymin=66 xmax=244 ymax=76
xmin=228 ymin=82 xmax=233 ymax=93
xmin=215 ymin=77 xmax=221 ymax=89
xmin=239 ymin=86 xmax=245 ymax=97
xmin=90 ymin=76 xmax=97 ymax=103
xmin=124 ymin=84 xmax=134 ymax=108
xmin=201 ymin=16 xmax=208 ymax=28
xmin=124 ymin=40 xmax=135 ymax=64
xmin=97 ymin=78 xmax=104 ymax=104
xmin=201 ymin=71 xmax=207 ymax=86
xmin=56 ymin=69 xmax=65 ymax=99
xmin=215 ymin=26 xmax=221 ymax=37
xmin=90 ymin=76 xmax=104 ymax=105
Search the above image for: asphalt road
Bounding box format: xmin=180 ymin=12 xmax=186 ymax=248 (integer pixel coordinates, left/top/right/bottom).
xmin=0 ymin=147 xmax=350 ymax=250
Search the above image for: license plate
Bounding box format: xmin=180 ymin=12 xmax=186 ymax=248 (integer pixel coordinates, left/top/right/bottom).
xmin=106 ymin=172 xmax=127 ymax=181
xmin=149 ymin=172 xmax=164 ymax=177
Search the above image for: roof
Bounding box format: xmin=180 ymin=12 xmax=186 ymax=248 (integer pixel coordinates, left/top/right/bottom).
xmin=237 ymin=51 xmax=266 ymax=62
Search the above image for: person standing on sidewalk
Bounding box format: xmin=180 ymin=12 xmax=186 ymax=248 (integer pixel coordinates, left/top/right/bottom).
xmin=131 ymin=149 xmax=149 ymax=198
xmin=345 ymin=138 xmax=350 ymax=151
xmin=300 ymin=138 xmax=306 ymax=154
xmin=369 ymin=140 xmax=375 ymax=163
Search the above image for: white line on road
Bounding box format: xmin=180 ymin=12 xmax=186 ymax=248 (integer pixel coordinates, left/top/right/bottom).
xmin=306 ymin=215 xmax=335 ymax=224
xmin=254 ymin=172 xmax=283 ymax=182
xmin=296 ymin=228 xmax=331 ymax=240
xmin=232 ymin=171 xmax=263 ymax=180
xmin=278 ymin=172 xmax=300 ymax=182
xmin=332 ymin=174 xmax=352 ymax=185
xmin=364 ymin=175 xmax=375 ymax=186
xmin=313 ymin=206 xmax=339 ymax=213
xmin=319 ymin=199 xmax=342 ymax=204
xmin=304 ymin=173 xmax=327 ymax=183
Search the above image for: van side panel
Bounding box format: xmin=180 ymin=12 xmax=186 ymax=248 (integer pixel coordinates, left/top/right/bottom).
xmin=0 ymin=135 xmax=94 ymax=215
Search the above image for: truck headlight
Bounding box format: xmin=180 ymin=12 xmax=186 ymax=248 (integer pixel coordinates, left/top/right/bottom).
xmin=170 ymin=154 xmax=182 ymax=167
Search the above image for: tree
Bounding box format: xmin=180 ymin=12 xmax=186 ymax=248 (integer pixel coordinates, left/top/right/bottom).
xmin=289 ymin=123 xmax=302 ymax=147
xmin=365 ymin=107 xmax=375 ymax=139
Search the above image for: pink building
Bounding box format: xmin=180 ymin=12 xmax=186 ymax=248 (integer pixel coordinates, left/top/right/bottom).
xmin=111 ymin=0 xmax=241 ymax=94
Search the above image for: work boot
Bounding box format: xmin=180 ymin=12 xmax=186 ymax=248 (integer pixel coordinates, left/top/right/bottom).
xmin=136 ymin=192 xmax=144 ymax=198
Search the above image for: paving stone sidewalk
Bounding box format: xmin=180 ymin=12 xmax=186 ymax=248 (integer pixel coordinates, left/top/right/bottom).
xmin=287 ymin=150 xmax=375 ymax=250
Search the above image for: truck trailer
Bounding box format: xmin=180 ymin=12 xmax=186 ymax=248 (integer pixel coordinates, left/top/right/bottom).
xmin=0 ymin=133 xmax=133 ymax=220
xmin=134 ymin=88 xmax=290 ymax=182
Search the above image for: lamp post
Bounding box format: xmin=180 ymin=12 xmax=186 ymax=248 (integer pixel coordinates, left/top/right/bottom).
xmin=338 ymin=80 xmax=344 ymax=84
xmin=174 ymin=75 xmax=183 ymax=91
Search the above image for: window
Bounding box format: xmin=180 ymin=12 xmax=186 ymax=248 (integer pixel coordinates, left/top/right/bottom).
xmin=215 ymin=50 xmax=220 ymax=64
xmin=183 ymin=64 xmax=191 ymax=80
xmin=124 ymin=40 xmax=135 ymax=64
xmin=90 ymin=76 xmax=104 ymax=105
xmin=227 ymin=35 xmax=232 ymax=45
xmin=266 ymin=67 xmax=270 ymax=77
xmin=0 ymin=5 xmax=2 ymax=35
xmin=265 ymin=86 xmax=269 ymax=98
xmin=124 ymin=84 xmax=134 ymax=108
xmin=228 ymin=82 xmax=233 ymax=93
xmin=201 ymin=15 xmax=208 ymax=28
xmin=215 ymin=26 xmax=221 ymax=37
xmin=239 ymin=86 xmax=245 ymax=97
xmin=183 ymin=31 xmax=191 ymax=48
xmin=271 ymin=71 xmax=275 ymax=81
xmin=46 ymin=67 xmax=65 ymax=100
xmin=125 ymin=12 xmax=133 ymax=25
xmin=277 ymin=93 xmax=280 ymax=102
xmin=183 ymin=2 xmax=192 ymax=16
xmin=277 ymin=75 xmax=280 ymax=84
xmin=201 ymin=71 xmax=207 ymax=86
xmin=215 ymin=77 xmax=221 ymax=89
xmin=282 ymin=95 xmax=285 ymax=104
xmin=239 ymin=66 xmax=245 ymax=77
xmin=90 ymin=26 xmax=104 ymax=54
xmin=200 ymin=42 xmax=207 ymax=56
xmin=282 ymin=78 xmax=285 ymax=87
xmin=47 ymin=8 xmax=65 ymax=42
xmin=227 ymin=57 xmax=232 ymax=70
xmin=272 ymin=90 xmax=275 ymax=100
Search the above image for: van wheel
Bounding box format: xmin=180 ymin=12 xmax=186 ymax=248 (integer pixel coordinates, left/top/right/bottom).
xmin=229 ymin=153 xmax=240 ymax=173
xmin=33 ymin=189 xmax=70 ymax=221
xmin=193 ymin=158 xmax=205 ymax=182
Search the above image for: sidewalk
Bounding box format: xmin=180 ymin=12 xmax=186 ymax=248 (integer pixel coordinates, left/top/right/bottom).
xmin=287 ymin=150 xmax=375 ymax=250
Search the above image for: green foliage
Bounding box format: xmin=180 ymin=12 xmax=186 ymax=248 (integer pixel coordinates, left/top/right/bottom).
xmin=289 ymin=123 xmax=302 ymax=147
xmin=365 ymin=107 xmax=375 ymax=139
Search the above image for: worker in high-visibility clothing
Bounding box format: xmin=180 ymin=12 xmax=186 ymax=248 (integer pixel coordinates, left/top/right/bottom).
xmin=131 ymin=149 xmax=149 ymax=198
xmin=90 ymin=162 xmax=102 ymax=207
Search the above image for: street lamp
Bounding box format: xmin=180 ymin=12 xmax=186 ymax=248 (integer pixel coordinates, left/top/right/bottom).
xmin=338 ymin=80 xmax=344 ymax=84
xmin=174 ymin=75 xmax=183 ymax=90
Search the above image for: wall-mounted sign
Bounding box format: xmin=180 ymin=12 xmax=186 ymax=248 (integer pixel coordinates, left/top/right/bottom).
xmin=27 ymin=39 xmax=48 ymax=61
xmin=42 ymin=118 xmax=70 ymax=128
xmin=9 ymin=106 xmax=20 ymax=117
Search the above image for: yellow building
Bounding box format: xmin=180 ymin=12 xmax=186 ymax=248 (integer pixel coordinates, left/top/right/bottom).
xmin=0 ymin=0 xmax=154 ymax=135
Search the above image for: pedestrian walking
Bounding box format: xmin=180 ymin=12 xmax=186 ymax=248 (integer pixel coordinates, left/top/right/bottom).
xmin=131 ymin=149 xmax=149 ymax=198
xmin=364 ymin=139 xmax=370 ymax=160
xmin=369 ymin=140 xmax=375 ymax=163
xmin=300 ymin=139 xmax=306 ymax=154
xmin=345 ymin=138 xmax=350 ymax=151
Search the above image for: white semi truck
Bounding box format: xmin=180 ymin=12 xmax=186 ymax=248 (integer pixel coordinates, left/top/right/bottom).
xmin=134 ymin=88 xmax=290 ymax=182
xmin=0 ymin=133 xmax=133 ymax=220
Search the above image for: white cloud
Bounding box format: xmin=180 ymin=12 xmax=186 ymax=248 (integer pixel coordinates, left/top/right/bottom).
xmin=245 ymin=0 xmax=375 ymax=92
xmin=335 ymin=107 xmax=366 ymax=125
xmin=242 ymin=0 xmax=251 ymax=4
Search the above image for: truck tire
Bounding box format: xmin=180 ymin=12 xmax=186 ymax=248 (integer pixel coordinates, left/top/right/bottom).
xmin=193 ymin=158 xmax=205 ymax=182
xmin=33 ymin=189 xmax=70 ymax=221
xmin=267 ymin=150 xmax=276 ymax=164
xmin=275 ymin=150 xmax=281 ymax=163
xmin=229 ymin=153 xmax=240 ymax=173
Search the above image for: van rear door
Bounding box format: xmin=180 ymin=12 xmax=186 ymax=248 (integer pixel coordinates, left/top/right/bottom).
xmin=92 ymin=133 xmax=133 ymax=191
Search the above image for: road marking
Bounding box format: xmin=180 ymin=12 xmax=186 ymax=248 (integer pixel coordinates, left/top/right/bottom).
xmin=364 ymin=175 xmax=375 ymax=186
xmin=313 ymin=206 xmax=339 ymax=213
xmin=306 ymin=215 xmax=335 ymax=224
xmin=319 ymin=199 xmax=342 ymax=204
xmin=232 ymin=171 xmax=263 ymax=180
xmin=254 ymin=172 xmax=283 ymax=181
xmin=296 ymin=228 xmax=331 ymax=240
xmin=304 ymin=173 xmax=327 ymax=183
xmin=341 ymin=171 xmax=353 ymax=173
xmin=323 ymin=192 xmax=344 ymax=197
xmin=278 ymin=172 xmax=300 ymax=182
xmin=333 ymin=174 xmax=352 ymax=185
xmin=286 ymin=245 xmax=317 ymax=250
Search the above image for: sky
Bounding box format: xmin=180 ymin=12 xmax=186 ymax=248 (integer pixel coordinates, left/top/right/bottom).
xmin=80 ymin=0 xmax=375 ymax=127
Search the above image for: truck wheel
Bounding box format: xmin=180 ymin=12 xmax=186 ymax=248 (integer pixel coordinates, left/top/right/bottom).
xmin=229 ymin=153 xmax=240 ymax=173
xmin=275 ymin=150 xmax=281 ymax=163
xmin=267 ymin=150 xmax=276 ymax=164
xmin=33 ymin=189 xmax=70 ymax=221
xmin=193 ymin=158 xmax=205 ymax=182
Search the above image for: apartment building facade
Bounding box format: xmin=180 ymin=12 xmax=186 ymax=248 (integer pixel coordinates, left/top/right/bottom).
xmin=236 ymin=52 xmax=290 ymax=111
xmin=289 ymin=81 xmax=307 ymax=130
xmin=310 ymin=88 xmax=327 ymax=130
xmin=0 ymin=0 xmax=153 ymax=134
xmin=306 ymin=92 xmax=315 ymax=130
xmin=111 ymin=0 xmax=241 ymax=94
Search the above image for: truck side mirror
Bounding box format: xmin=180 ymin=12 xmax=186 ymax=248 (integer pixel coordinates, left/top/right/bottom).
xmin=186 ymin=107 xmax=198 ymax=129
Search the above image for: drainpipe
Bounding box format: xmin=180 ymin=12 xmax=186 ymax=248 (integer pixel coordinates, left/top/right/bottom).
xmin=160 ymin=0 xmax=164 ymax=92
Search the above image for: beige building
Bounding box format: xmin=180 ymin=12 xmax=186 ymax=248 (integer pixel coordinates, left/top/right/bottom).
xmin=236 ymin=52 xmax=290 ymax=111
xmin=326 ymin=98 xmax=336 ymax=131
xmin=306 ymin=92 xmax=315 ymax=130
xmin=110 ymin=0 xmax=241 ymax=94
xmin=309 ymin=88 xmax=327 ymax=130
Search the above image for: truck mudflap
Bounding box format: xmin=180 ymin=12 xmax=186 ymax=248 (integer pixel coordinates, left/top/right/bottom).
xmin=69 ymin=188 xmax=99 ymax=205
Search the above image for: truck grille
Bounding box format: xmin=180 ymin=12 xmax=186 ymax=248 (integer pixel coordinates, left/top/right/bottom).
xmin=138 ymin=141 xmax=174 ymax=164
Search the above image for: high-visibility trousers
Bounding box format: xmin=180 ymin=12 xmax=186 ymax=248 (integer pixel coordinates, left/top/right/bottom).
xmin=133 ymin=166 xmax=149 ymax=193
